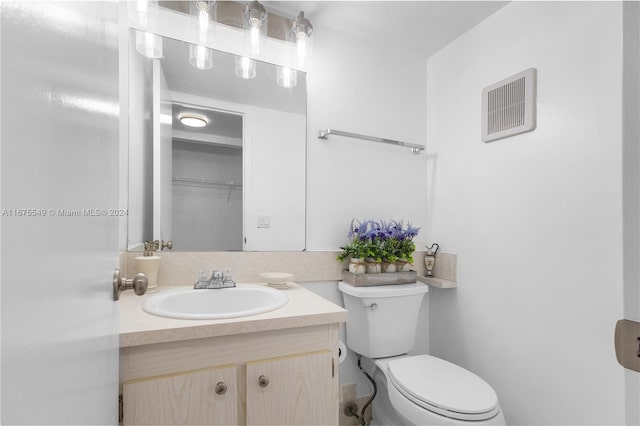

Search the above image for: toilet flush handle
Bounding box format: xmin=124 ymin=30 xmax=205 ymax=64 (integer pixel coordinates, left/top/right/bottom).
xmin=365 ymin=303 xmax=378 ymax=311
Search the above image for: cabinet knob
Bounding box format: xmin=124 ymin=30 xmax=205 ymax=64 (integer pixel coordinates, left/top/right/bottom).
xmin=258 ymin=375 xmax=269 ymax=388
xmin=215 ymin=381 xmax=227 ymax=395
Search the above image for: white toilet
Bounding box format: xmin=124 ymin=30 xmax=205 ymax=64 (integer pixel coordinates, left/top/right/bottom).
xmin=339 ymin=281 xmax=506 ymax=425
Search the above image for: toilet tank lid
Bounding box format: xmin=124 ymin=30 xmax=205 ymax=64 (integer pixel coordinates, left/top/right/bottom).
xmin=338 ymin=281 xmax=428 ymax=298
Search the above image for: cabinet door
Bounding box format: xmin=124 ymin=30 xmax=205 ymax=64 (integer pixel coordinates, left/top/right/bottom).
xmin=123 ymin=365 xmax=238 ymax=425
xmin=246 ymin=351 xmax=338 ymax=425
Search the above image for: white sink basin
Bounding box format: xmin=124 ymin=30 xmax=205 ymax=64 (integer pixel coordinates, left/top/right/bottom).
xmin=142 ymin=286 xmax=289 ymax=320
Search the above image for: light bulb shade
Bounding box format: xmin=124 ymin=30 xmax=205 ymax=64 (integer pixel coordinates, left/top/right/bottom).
xmin=179 ymin=113 xmax=208 ymax=127
xmin=291 ymin=11 xmax=313 ymax=67
xmin=189 ymin=44 xmax=213 ymax=70
xmin=235 ymin=56 xmax=256 ymax=79
xmin=135 ymin=30 xmax=163 ymax=59
xmin=136 ymin=0 xmax=148 ymax=25
xmin=243 ymin=1 xmax=267 ymax=28
xmin=291 ymin=11 xmax=313 ymax=40
xmin=243 ymin=1 xmax=267 ymax=55
xmin=135 ymin=0 xmax=158 ymax=27
xmin=190 ymin=0 xmax=216 ymax=44
xmin=192 ymin=0 xmax=215 ymax=14
xmin=296 ymin=33 xmax=309 ymax=67
xmin=277 ymin=67 xmax=297 ymax=88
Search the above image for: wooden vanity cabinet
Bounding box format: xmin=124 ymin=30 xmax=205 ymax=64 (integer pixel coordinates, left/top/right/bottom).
xmin=120 ymin=324 xmax=339 ymax=426
xmin=246 ymin=350 xmax=336 ymax=425
xmin=122 ymin=364 xmax=238 ymax=425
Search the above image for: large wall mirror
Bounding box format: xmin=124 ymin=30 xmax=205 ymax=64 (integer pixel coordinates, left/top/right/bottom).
xmin=127 ymin=30 xmax=307 ymax=252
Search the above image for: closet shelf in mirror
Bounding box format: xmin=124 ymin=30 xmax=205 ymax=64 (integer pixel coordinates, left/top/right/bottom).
xmin=172 ymin=177 xmax=243 ymax=190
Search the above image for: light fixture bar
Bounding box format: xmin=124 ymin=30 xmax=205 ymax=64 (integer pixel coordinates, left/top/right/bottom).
xmin=158 ymin=2 xmax=309 ymax=42
xmin=318 ymin=128 xmax=425 ymax=154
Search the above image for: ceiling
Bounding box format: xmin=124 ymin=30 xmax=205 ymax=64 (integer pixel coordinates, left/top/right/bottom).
xmin=264 ymin=1 xmax=509 ymax=57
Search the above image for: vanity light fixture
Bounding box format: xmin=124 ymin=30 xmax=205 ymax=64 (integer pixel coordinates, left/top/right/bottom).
xmin=277 ymin=66 xmax=297 ymax=88
xmin=243 ymin=1 xmax=267 ymax=56
xmin=136 ymin=0 xmax=149 ymax=26
xmin=191 ymin=0 xmax=215 ymax=44
xmin=179 ymin=113 xmax=208 ymax=128
xmin=291 ymin=11 xmax=313 ymax=67
xmin=134 ymin=0 xmax=162 ymax=58
xmin=136 ymin=0 xmax=160 ymax=28
xmin=235 ymin=56 xmax=257 ymax=79
xmin=135 ymin=29 xmax=163 ymax=59
xmin=189 ymin=44 xmax=213 ymax=70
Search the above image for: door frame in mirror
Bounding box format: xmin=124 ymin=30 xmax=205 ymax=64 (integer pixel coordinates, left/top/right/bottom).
xmin=163 ymin=91 xmax=252 ymax=251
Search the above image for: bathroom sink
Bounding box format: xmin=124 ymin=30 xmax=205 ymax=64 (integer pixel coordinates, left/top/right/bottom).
xmin=142 ymin=286 xmax=289 ymax=320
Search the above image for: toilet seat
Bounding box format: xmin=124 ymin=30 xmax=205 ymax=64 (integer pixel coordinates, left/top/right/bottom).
xmin=386 ymin=355 xmax=500 ymax=422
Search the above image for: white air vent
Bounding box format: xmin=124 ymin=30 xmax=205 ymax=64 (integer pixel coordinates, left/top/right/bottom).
xmin=481 ymin=68 xmax=536 ymax=143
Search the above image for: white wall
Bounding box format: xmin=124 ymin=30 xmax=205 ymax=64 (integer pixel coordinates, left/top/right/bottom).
xmin=247 ymin=106 xmax=306 ymax=251
xmin=305 ymin=23 xmax=429 ymax=251
xmin=426 ymin=2 xmax=625 ymax=424
xmin=302 ymin=23 xmax=430 ymax=398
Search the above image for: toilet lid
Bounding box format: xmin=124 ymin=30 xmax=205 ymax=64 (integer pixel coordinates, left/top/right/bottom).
xmin=387 ymin=355 xmax=499 ymax=421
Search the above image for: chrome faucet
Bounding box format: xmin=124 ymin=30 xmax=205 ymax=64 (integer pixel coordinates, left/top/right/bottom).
xmin=143 ymin=240 xmax=173 ymax=256
xmin=194 ymin=269 xmax=236 ymax=289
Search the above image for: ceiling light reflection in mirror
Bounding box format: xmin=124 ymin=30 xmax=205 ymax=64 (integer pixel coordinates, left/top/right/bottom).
xmin=179 ymin=113 xmax=208 ymax=128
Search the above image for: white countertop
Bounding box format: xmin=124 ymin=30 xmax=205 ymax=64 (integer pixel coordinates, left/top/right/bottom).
xmin=119 ymin=283 xmax=347 ymax=348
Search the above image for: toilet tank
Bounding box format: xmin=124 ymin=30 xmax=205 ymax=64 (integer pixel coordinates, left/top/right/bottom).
xmin=338 ymin=282 xmax=428 ymax=358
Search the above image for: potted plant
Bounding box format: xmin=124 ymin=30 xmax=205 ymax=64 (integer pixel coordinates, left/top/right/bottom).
xmin=337 ymin=239 xmax=367 ymax=274
xmin=338 ymin=219 xmax=420 ymax=274
xmin=337 ymin=220 xmax=369 ymax=274
xmin=363 ymin=237 xmax=383 ymax=273
xmin=396 ymin=221 xmax=419 ymax=272
xmin=380 ymin=221 xmax=400 ymax=272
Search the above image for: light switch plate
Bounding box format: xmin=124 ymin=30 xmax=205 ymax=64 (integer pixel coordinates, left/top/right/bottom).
xmin=257 ymin=216 xmax=271 ymax=228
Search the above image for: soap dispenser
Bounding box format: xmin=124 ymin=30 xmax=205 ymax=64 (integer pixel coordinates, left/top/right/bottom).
xmin=134 ymin=241 xmax=164 ymax=293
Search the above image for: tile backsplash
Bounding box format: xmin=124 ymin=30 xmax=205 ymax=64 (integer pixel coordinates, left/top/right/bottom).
xmin=122 ymin=250 xmax=447 ymax=286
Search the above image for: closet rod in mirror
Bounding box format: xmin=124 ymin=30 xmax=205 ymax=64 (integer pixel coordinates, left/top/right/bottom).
xmin=317 ymin=128 xmax=425 ymax=154
xmin=172 ymin=177 xmax=242 ymax=190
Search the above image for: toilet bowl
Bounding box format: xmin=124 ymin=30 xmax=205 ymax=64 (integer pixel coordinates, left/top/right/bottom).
xmin=371 ymin=356 xmax=506 ymax=425
xmin=338 ymin=281 xmax=506 ymax=426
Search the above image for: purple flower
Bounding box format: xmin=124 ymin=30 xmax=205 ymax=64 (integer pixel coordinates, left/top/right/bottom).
xmin=345 ymin=218 xmax=420 ymax=242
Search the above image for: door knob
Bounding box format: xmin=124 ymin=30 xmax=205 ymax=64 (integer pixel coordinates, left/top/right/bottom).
xmin=113 ymin=269 xmax=148 ymax=301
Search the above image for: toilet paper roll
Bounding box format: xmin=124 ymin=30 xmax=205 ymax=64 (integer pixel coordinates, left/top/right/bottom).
xmin=338 ymin=340 xmax=347 ymax=364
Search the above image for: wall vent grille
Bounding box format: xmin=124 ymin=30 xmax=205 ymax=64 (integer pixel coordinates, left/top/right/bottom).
xmin=482 ymin=68 xmax=536 ymax=143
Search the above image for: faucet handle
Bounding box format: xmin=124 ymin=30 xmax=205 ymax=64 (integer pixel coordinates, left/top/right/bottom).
xmin=143 ymin=240 xmax=173 ymax=256
xmin=223 ymin=269 xmax=236 ymax=288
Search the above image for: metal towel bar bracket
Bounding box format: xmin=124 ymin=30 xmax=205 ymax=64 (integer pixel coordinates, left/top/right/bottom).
xmin=318 ymin=128 xmax=425 ymax=154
